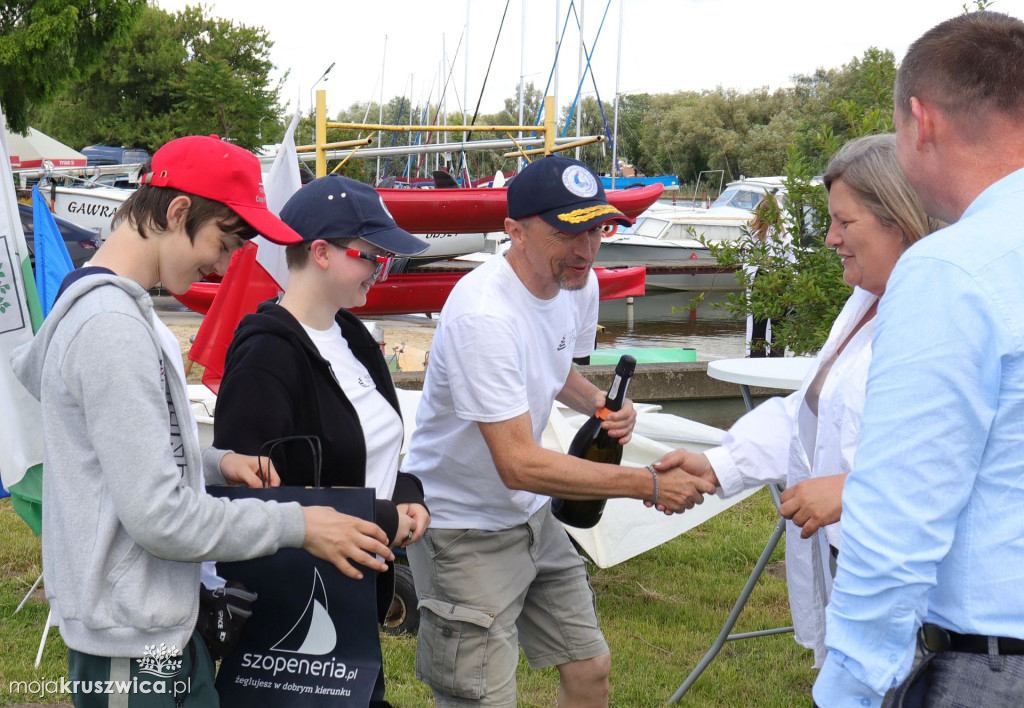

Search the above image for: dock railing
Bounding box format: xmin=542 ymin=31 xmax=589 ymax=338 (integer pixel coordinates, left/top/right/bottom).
xmin=299 ymin=92 xmax=604 ymax=178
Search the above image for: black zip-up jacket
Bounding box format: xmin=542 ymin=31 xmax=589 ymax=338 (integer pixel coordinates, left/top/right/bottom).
xmin=213 ymin=299 xmax=425 ymax=620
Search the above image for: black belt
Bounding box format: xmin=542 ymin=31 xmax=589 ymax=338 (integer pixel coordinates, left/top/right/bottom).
xmin=919 ymin=623 xmax=1024 ymax=655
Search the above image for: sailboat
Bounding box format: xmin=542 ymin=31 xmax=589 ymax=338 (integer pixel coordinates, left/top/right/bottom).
xmin=271 ymin=567 xmax=338 ymax=655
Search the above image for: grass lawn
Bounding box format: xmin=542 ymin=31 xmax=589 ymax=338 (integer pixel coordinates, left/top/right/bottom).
xmin=1 ymin=488 xmax=815 ymax=706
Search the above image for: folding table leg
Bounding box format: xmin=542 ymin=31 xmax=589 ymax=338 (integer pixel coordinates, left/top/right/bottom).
xmin=667 ymin=516 xmax=793 ymax=703
xmin=15 ymin=572 xmax=43 ymax=614
xmin=35 ymin=608 xmax=53 ymax=668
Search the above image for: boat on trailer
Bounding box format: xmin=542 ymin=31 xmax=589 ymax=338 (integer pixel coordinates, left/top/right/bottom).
xmin=43 ymin=185 xmax=130 ymax=240
xmin=378 ymin=182 xmax=664 ymax=235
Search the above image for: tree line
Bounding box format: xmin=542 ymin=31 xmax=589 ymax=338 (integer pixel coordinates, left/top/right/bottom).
xmin=4 ymin=2 xmax=895 ymax=191
xmin=322 ymin=45 xmax=894 ymax=189
xmin=0 ymin=0 xmax=910 ymax=355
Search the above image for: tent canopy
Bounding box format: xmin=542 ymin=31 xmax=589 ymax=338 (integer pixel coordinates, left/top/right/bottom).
xmin=6 ymin=127 xmax=86 ymax=169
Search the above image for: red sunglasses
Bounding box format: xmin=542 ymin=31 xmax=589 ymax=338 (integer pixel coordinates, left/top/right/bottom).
xmin=345 ymin=248 xmax=395 ymax=281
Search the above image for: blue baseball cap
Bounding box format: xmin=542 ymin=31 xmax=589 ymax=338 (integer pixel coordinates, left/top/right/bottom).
xmin=279 ymin=175 xmax=429 ymax=256
xmin=507 ymin=156 xmax=631 ymax=234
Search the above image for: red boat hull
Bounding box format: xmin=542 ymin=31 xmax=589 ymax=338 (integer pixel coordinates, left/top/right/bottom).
xmin=173 ymin=267 xmax=646 ymax=317
xmin=379 ymin=183 xmax=664 ymax=234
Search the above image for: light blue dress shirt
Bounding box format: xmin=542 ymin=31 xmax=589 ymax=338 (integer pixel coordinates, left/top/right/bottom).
xmin=813 ymin=167 xmax=1024 ymax=707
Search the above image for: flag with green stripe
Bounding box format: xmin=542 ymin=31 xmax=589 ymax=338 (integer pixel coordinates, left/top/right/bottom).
xmin=1 ymin=106 xmax=44 ymax=535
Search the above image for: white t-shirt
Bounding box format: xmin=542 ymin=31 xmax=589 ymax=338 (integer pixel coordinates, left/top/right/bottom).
xmin=402 ymin=255 xmax=598 ymax=530
xmin=300 ymin=322 xmax=403 ymax=500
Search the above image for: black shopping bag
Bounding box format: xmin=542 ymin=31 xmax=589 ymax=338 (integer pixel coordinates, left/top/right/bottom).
xmin=208 ymin=484 xmax=382 ymax=707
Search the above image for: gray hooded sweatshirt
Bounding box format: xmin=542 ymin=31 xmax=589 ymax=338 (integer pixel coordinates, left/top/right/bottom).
xmin=10 ymin=274 xmax=306 ymax=658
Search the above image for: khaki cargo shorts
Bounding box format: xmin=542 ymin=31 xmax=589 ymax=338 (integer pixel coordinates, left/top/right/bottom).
xmin=406 ymin=504 xmax=609 ymax=706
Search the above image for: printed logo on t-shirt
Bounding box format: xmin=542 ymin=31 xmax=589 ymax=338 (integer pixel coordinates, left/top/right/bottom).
xmin=357 ymin=375 xmax=374 ymax=388
xmin=557 ymin=336 xmax=567 ymax=351
xmin=162 ymin=361 xmax=187 ymax=478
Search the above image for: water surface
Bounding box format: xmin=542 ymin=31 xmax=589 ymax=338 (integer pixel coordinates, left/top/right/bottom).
xmin=596 ymin=290 xmax=746 ymax=360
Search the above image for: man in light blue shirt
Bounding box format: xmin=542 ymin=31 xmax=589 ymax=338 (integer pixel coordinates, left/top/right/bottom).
xmin=813 ymin=11 xmax=1024 ymax=707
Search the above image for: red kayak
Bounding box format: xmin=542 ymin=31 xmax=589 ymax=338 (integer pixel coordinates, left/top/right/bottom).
xmin=173 ymin=266 xmax=646 ymax=317
xmin=379 ymin=183 xmax=664 ymax=234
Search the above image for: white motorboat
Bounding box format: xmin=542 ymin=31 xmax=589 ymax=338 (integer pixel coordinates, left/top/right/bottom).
xmin=593 ymin=201 xmax=737 ymax=292
xmin=42 ymin=184 xmax=131 ymax=241
xmin=589 ymin=176 xmax=811 ymax=292
xmin=597 ymin=201 xmax=710 ymax=260
xmin=638 ymin=177 xmax=786 ymax=245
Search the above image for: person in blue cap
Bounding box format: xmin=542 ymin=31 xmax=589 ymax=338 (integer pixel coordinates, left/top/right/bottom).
xmin=213 ymin=174 xmax=432 ymax=708
xmin=402 ymin=155 xmax=717 ymax=707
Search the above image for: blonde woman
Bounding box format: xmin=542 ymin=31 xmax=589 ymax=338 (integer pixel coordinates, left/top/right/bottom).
xmin=655 ymin=133 xmax=940 ymax=666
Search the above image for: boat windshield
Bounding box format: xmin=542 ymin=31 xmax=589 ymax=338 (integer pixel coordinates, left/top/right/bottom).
xmin=664 ymin=223 xmax=701 ymax=241
xmin=636 ymin=218 xmax=671 ymax=238
xmin=616 ymin=217 xmax=645 ymax=236
xmin=710 ymin=187 xmax=763 ymax=211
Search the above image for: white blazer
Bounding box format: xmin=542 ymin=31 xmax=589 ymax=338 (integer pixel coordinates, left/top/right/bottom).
xmin=704 ymin=286 xmax=877 ymax=667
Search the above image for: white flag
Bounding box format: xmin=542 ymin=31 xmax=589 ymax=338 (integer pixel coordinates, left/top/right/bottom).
xmin=254 ymin=111 xmax=304 ymax=290
xmin=0 ymin=106 xmax=44 ymax=495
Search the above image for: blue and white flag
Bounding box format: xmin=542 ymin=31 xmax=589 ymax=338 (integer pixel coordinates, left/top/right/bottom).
xmin=32 ymin=183 xmax=73 ymax=316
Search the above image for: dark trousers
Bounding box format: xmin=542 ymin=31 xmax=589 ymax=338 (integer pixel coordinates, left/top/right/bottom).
xmin=887 ymin=648 xmax=1024 ymax=708
xmin=67 ymin=634 xmax=218 ymax=707
xmin=749 ymin=270 xmax=785 ymax=358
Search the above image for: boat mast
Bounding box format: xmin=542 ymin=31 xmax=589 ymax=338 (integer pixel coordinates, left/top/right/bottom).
xmin=576 ymin=0 xmax=584 ymax=160
xmin=554 ymin=0 xmax=560 ymax=137
xmin=436 ymin=54 xmax=442 ymax=173
xmin=442 ymin=36 xmax=448 ymax=175
xmin=377 ymin=35 xmax=387 ymax=185
xmin=611 ymin=0 xmax=623 ymax=189
xmin=518 ymin=0 xmax=527 ymax=172
xmin=407 ymin=73 xmax=414 ymax=181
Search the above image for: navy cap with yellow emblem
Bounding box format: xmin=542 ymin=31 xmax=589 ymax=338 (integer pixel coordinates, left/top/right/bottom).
xmin=507 ymin=156 xmax=633 ymax=234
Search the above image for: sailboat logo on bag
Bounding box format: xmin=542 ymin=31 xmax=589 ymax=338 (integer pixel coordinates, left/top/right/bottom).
xmin=270 ymin=567 xmax=338 ymax=655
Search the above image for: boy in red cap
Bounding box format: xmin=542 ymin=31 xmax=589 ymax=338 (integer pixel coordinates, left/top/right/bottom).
xmin=11 ymin=136 xmax=394 ymax=707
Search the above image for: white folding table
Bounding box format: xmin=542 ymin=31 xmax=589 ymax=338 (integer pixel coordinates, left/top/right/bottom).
xmin=669 ymin=356 xmax=815 ymax=703
xmin=706 ymin=357 xmax=815 ymax=411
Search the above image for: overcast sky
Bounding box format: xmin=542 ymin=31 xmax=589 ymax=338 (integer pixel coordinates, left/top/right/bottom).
xmin=155 ymin=0 xmax=1024 ymax=120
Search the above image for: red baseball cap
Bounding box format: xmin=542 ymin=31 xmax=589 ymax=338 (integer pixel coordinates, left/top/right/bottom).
xmin=139 ymin=135 xmax=302 ymax=245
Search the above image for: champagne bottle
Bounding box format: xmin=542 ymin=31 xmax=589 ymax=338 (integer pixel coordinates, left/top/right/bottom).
xmin=552 ymin=355 xmax=637 ymax=528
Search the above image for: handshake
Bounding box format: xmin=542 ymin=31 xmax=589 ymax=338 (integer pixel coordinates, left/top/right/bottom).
xmin=642 ymin=449 xmax=720 ymax=516
xmin=646 ymin=448 xmax=846 ymax=536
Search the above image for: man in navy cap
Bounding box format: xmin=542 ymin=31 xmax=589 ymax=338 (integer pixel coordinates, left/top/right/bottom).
xmin=403 ymin=156 xmax=717 ymax=707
